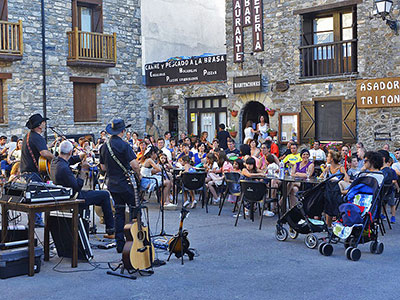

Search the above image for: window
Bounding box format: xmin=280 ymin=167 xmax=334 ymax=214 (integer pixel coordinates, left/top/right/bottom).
xmin=73 ymin=82 xmax=97 ymax=122
xmin=72 ymin=0 xmax=103 ymax=33
xmin=300 ymin=99 xmax=356 ymax=144
xmin=187 ymin=97 xmax=227 ymax=142
xmin=300 ymin=7 xmax=357 ymax=77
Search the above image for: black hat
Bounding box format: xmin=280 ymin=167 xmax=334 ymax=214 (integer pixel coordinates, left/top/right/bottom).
xmin=105 ymin=119 xmax=131 ymax=135
xmin=26 ymin=113 xmax=49 ymax=129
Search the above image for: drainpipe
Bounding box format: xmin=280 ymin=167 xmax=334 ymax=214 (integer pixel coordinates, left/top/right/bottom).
xmin=41 ymin=0 xmax=47 ymax=141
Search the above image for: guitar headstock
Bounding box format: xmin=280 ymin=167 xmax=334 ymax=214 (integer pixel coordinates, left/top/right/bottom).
xmin=180 ymin=208 xmax=190 ymax=220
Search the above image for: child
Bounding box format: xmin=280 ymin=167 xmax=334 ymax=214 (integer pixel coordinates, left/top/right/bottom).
xmin=266 ymin=154 xmax=279 ymax=176
xmin=180 ymin=156 xmax=197 ymax=209
xmin=347 ymin=154 xmax=360 ymax=181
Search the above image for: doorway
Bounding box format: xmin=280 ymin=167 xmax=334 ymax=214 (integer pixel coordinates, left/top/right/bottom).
xmin=241 ymin=101 xmax=269 ymax=143
xmin=167 ymin=109 xmax=178 ymax=138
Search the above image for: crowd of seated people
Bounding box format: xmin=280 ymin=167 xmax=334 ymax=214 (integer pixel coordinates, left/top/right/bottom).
xmin=3 ymin=124 xmax=399 ymax=226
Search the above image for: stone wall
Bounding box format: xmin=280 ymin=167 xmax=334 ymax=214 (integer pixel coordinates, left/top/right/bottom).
xmin=224 ymin=0 xmax=400 ymax=150
xmin=147 ymin=82 xmax=227 ymax=138
xmin=0 ymin=0 xmax=145 ymax=140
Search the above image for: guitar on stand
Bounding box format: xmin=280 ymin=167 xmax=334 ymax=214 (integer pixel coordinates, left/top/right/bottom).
xmin=122 ymin=172 xmax=155 ymax=272
xmin=168 ymin=208 xmax=194 ymax=265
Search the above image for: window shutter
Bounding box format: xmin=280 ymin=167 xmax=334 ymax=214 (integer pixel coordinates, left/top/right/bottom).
xmin=92 ymin=4 xmax=103 ymax=33
xmin=0 ymin=0 xmax=8 ymax=21
xmin=301 ymin=15 xmax=313 ymax=46
xmin=342 ymin=99 xmax=356 ymax=143
xmin=300 ymin=101 xmax=315 ymax=143
xmin=74 ymin=83 xmax=97 ymax=122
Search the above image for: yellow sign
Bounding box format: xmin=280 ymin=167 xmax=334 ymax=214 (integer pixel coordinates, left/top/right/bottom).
xmin=190 ymin=113 xmax=196 ymax=122
xmin=357 ymin=77 xmax=400 ymax=108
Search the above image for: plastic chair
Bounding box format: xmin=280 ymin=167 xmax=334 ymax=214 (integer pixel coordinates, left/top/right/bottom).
xmin=235 ymin=180 xmax=269 ymax=230
xmin=218 ymin=172 xmax=241 ymax=216
xmin=181 ymin=172 xmax=207 ymax=212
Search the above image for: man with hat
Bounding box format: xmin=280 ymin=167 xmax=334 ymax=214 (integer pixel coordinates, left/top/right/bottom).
xmin=21 ymin=113 xmax=54 ymax=227
xmin=99 ymin=119 xmax=141 ymax=253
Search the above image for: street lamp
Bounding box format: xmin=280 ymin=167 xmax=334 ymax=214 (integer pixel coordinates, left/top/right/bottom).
xmin=374 ymin=0 xmax=399 ymax=34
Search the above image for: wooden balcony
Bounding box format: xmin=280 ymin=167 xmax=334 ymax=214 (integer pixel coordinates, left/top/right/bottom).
xmin=67 ymin=28 xmax=116 ymax=68
xmin=0 ymin=20 xmax=23 ymax=61
xmin=300 ymin=39 xmax=357 ymax=78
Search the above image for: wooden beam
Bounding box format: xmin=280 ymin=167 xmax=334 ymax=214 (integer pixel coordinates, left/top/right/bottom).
xmin=77 ymin=0 xmax=102 ymax=5
xmin=293 ymin=0 xmax=362 ymax=15
xmin=69 ymin=76 xmax=104 ymax=83
xmin=0 ymin=73 xmax=12 ymax=79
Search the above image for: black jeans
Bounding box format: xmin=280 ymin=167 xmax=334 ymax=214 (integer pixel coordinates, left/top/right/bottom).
xmin=79 ymin=190 xmax=115 ymax=232
xmin=110 ymin=189 xmax=136 ymax=249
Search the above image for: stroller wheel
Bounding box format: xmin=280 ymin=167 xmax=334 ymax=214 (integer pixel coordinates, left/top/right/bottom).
xmin=275 ymin=227 xmax=288 ymax=241
xmin=289 ymin=228 xmax=299 ymax=239
xmin=318 ymin=242 xmax=326 ymax=255
xmin=345 ymin=247 xmax=353 ymax=260
xmin=376 ymin=242 xmax=384 ymax=255
xmin=349 ymin=248 xmax=361 ymax=261
xmin=304 ymin=233 xmax=318 ymax=249
xmin=321 ymin=243 xmax=333 ymax=256
xmin=370 ymin=241 xmax=378 ymax=254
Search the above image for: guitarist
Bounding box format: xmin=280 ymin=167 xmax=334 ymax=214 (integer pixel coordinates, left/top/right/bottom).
xmin=99 ymin=119 xmax=141 ymax=253
xmin=20 ymin=113 xmax=54 ymax=227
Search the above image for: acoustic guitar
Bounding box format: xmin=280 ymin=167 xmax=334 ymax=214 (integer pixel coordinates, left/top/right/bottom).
xmin=38 ymin=156 xmax=51 ymax=176
xmin=122 ymin=172 xmax=155 ymax=271
xmin=168 ymin=208 xmax=194 ymax=260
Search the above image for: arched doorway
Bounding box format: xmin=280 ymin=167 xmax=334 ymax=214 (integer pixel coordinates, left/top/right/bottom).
xmin=241 ymin=101 xmax=269 ymax=143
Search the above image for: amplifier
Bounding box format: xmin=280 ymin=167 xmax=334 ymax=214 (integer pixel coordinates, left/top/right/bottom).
xmin=4 ymin=181 xmax=73 ymax=203
xmin=48 ymin=211 xmax=93 ymax=261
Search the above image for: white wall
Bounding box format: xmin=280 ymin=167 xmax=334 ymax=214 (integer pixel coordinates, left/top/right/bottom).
xmin=141 ymin=0 xmax=226 ymax=68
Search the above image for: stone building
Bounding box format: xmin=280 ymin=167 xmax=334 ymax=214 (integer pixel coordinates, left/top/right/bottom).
xmin=147 ymin=0 xmax=400 ymax=150
xmin=0 ymin=0 xmax=145 ymax=139
xmin=227 ymin=0 xmax=400 ymax=150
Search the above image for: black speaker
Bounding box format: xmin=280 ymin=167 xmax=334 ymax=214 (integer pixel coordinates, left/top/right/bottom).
xmin=48 ymin=212 xmax=93 ymax=261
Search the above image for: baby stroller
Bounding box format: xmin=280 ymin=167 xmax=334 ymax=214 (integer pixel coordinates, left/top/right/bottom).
xmin=318 ymin=171 xmax=384 ymax=261
xmin=275 ymin=174 xmax=344 ymax=249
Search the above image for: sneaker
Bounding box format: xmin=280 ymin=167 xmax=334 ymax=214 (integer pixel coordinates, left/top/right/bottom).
xmin=164 ymin=203 xmax=177 ymax=210
xmin=213 ymin=197 xmax=220 ymax=205
xmin=391 ymin=216 xmax=396 ymax=224
xmin=263 ymin=210 xmax=275 ymax=217
xmin=233 ymin=213 xmax=242 ymax=218
xmin=381 ymin=214 xmax=386 ymax=220
xmin=183 ymin=200 xmax=190 ymax=208
xmin=190 ymin=200 xmax=197 ymax=209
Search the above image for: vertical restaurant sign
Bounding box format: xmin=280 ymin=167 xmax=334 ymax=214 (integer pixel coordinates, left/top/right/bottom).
xmin=233 ymin=0 xmax=264 ymax=63
xmin=233 ymin=0 xmax=244 ymax=63
xmin=243 ymin=0 xmax=252 ymax=26
xmin=252 ymin=0 xmax=264 ymax=52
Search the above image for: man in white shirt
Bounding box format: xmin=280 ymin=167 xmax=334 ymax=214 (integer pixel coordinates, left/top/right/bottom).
xmin=309 ymin=141 xmax=326 ymax=162
xmin=391 ymin=148 xmax=400 ymax=176
xmin=157 ymin=138 xmax=172 ymax=162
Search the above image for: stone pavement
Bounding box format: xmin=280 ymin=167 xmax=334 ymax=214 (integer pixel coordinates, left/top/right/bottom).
xmin=1 ymin=200 xmax=398 ymax=300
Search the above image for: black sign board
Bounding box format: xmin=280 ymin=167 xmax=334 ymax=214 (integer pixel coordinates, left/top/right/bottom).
xmin=233 ymin=75 xmax=262 ymax=94
xmin=145 ymin=55 xmax=227 ymax=87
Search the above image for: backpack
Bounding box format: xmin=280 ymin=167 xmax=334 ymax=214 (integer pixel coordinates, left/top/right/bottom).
xmin=339 ymin=203 xmax=363 ymax=226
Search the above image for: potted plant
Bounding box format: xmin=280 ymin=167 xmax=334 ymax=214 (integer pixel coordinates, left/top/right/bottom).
xmin=229 ymin=109 xmax=238 ymax=117
xmin=228 ymin=124 xmax=237 ymax=138
xmin=265 ymin=107 xmax=276 ymax=117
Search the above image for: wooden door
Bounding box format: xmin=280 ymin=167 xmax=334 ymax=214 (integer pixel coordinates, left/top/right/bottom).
xmin=73 ymin=83 xmax=97 ymax=122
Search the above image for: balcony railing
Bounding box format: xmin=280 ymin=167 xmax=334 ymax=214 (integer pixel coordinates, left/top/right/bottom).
xmin=0 ymin=20 xmax=23 ymax=61
xmin=67 ymin=27 xmax=116 ymax=67
xmin=299 ymin=39 xmax=357 ymax=78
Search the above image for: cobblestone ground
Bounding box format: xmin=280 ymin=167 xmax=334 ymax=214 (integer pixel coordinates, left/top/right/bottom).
xmin=1 ymin=198 xmax=398 ymax=300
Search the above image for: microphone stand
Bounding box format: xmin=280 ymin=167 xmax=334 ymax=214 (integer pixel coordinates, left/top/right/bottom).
xmin=151 ymin=160 xmax=172 ymax=238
